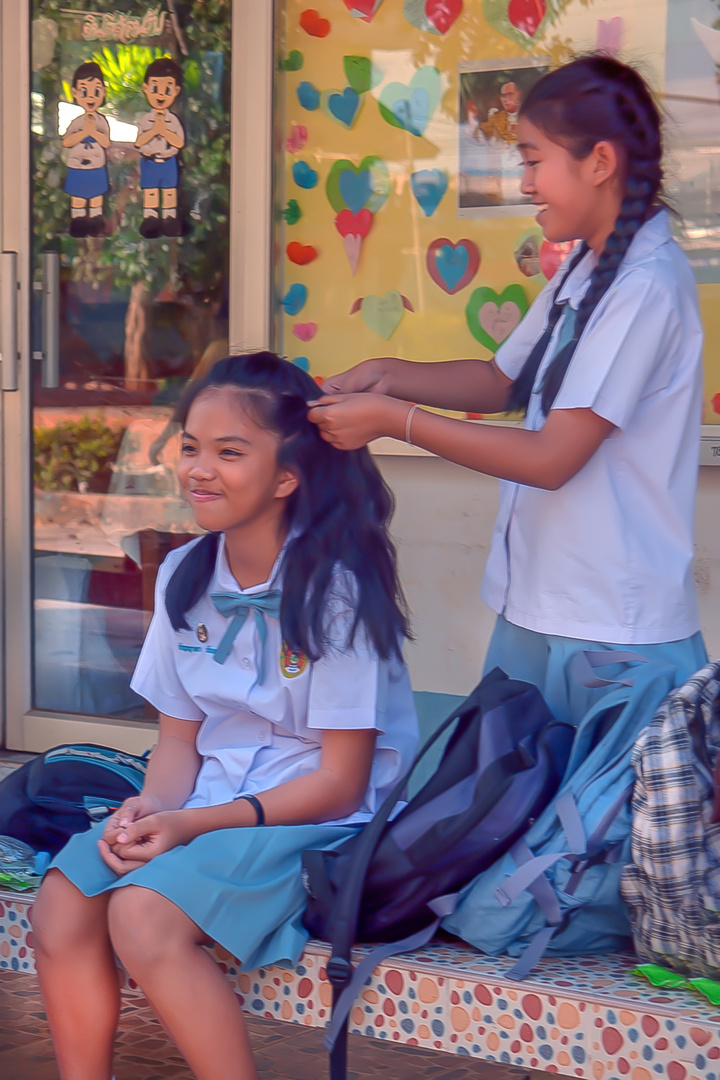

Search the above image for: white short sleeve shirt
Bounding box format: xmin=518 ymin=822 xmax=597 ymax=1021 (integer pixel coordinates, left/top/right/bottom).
xmin=130 ymin=537 xmax=418 ymax=824
xmin=484 ymin=211 xmax=703 ymax=644
xmin=135 ymin=111 xmax=184 ymax=159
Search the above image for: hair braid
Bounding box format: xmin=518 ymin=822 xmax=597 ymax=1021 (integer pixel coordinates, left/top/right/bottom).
xmin=509 ymin=55 xmax=663 ymax=417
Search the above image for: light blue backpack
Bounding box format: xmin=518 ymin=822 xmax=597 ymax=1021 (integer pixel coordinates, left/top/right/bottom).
xmin=443 ymin=653 xmax=683 ymax=978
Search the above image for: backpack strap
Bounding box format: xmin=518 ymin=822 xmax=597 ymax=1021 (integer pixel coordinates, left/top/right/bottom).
xmin=497 ymin=782 xmax=634 ymax=980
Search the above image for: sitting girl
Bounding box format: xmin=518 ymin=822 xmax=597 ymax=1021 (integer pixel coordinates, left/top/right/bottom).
xmin=32 ymin=352 xmax=418 ymax=1080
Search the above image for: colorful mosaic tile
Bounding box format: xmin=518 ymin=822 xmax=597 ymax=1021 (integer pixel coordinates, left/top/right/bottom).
xmin=3 ymin=888 xmax=720 ymax=1080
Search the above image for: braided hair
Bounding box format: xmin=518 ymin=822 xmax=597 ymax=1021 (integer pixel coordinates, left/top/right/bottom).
xmin=506 ymin=56 xmax=663 ymax=417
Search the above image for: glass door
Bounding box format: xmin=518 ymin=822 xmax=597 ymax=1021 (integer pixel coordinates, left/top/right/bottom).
xmin=1 ymin=0 xmax=275 ymax=751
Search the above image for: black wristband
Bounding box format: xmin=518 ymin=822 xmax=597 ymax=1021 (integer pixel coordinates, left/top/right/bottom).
xmin=236 ymin=792 xmax=265 ymax=826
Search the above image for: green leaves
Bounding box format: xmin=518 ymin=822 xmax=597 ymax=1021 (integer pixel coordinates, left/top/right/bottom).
xmin=34 ymin=416 xmax=126 ymax=493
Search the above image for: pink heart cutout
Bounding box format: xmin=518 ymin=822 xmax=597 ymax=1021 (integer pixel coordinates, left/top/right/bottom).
xmin=286 ymin=124 xmax=308 ymax=153
xmin=292 ymin=322 xmax=318 ymax=342
xmin=335 ymin=208 xmax=373 ymax=239
xmin=478 ymin=302 xmax=522 ymax=345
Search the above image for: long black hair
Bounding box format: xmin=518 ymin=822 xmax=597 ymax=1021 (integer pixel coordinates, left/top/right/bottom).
xmin=506 ymin=55 xmax=663 ymax=416
xmin=165 ymin=351 xmax=410 ymax=661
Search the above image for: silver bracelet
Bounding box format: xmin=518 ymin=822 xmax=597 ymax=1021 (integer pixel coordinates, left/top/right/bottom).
xmin=405 ymin=404 xmax=420 ymax=446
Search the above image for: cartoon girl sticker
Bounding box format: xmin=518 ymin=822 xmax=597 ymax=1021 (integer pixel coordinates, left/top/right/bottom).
xmin=62 ymin=62 xmax=111 ymax=237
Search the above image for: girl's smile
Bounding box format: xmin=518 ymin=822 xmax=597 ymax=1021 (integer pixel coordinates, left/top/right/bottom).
xmin=518 ymin=117 xmax=622 ymax=255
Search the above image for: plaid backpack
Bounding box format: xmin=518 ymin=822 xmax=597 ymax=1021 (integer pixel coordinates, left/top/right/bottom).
xmin=620 ymin=659 xmax=720 ymax=977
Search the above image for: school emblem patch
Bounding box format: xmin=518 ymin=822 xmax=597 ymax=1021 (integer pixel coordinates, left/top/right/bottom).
xmin=196 ymin=623 xmax=209 ymax=643
xmin=280 ymin=643 xmax=309 ymax=678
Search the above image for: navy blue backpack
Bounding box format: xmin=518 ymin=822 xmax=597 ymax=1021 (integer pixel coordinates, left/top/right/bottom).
xmin=0 ymin=743 xmax=149 ymax=856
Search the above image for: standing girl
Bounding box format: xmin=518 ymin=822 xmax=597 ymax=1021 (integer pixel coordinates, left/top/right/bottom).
xmin=32 ymin=352 xmax=417 ymax=1080
xmin=309 ymin=55 xmax=708 ymax=725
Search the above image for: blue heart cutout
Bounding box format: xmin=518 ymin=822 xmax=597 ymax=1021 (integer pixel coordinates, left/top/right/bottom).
xmin=410 ymin=170 xmax=447 ymax=217
xmin=292 ymin=356 xmax=310 ymax=371
xmin=297 ymin=81 xmax=320 ymax=110
xmin=391 ymin=87 xmax=429 ymax=136
xmin=436 ymin=245 xmax=469 ymax=293
xmin=292 ymin=161 xmax=318 ymax=189
xmin=281 ymin=284 xmax=307 ymax=316
xmin=338 ymin=169 xmax=371 ymax=213
xmin=328 ymin=88 xmax=361 ymax=126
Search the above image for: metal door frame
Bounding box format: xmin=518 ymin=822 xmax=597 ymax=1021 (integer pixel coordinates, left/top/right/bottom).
xmin=1 ymin=0 xmax=275 ymax=751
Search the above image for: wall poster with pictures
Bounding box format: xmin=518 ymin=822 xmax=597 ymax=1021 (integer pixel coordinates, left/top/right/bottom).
xmin=458 ymin=57 xmax=549 ymax=218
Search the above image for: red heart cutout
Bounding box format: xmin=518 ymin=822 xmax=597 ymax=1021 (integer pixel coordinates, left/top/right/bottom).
xmin=300 ymin=8 xmax=331 ymax=36
xmin=539 ymin=239 xmax=575 ymax=280
xmin=334 ymin=209 xmax=373 ymax=239
xmin=426 ymin=238 xmax=480 ymax=295
xmin=425 ymin=0 xmax=463 ymax=35
xmin=342 ymin=0 xmax=381 ymax=20
xmin=287 ymin=242 xmax=318 ymax=265
xmin=507 ymin=0 xmax=545 ymax=37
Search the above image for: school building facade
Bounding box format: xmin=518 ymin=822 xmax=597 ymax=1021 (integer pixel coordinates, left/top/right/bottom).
xmin=0 ymin=0 xmax=719 ymax=756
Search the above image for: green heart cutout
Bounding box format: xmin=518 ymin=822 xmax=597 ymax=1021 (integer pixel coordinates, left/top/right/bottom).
xmin=361 ymin=291 xmax=405 ymax=340
xmin=282 ymin=199 xmax=302 ymax=225
xmin=280 ymin=50 xmax=304 ymax=71
xmin=378 ymin=65 xmax=440 ymax=136
xmin=343 ymin=55 xmax=379 ymax=95
xmin=325 ymin=156 xmax=390 ymax=215
xmin=465 ymin=284 xmax=528 ymax=353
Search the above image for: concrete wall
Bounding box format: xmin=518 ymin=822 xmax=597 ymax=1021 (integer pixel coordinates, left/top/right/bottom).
xmin=376 ymin=452 xmax=720 ymax=696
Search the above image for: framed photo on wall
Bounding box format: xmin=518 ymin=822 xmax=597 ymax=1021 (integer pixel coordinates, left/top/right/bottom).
xmin=458 ymin=56 xmax=549 ymax=218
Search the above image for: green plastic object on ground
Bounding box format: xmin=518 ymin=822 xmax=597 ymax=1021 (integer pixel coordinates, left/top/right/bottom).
xmin=633 ymin=963 xmax=720 ymax=1004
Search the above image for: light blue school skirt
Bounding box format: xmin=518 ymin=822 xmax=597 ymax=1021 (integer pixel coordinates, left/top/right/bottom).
xmin=51 ymin=821 xmax=358 ymax=971
xmin=484 ymin=614 xmax=708 ymax=728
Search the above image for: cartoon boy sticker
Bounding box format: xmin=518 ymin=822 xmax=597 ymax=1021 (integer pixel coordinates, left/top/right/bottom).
xmin=62 ymin=61 xmax=111 ymax=238
xmin=135 ymin=57 xmax=185 ymax=238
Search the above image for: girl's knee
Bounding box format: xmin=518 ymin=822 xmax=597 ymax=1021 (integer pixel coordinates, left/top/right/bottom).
xmin=32 ymin=869 xmax=107 ymax=958
xmin=108 ymin=887 xmax=202 ymax=971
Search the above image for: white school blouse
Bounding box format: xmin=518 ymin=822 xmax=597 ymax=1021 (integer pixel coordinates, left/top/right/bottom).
xmin=131 ymin=537 xmax=418 ymax=825
xmin=483 ymin=211 xmax=703 ymax=645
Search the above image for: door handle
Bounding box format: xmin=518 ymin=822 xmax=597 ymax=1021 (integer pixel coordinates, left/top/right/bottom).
xmin=40 ymin=251 xmax=60 ymax=389
xmin=0 ymin=251 xmax=19 ymax=392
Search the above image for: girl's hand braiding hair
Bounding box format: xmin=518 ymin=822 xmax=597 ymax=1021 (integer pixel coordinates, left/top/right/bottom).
xmin=321 ymin=357 xmax=393 ymax=396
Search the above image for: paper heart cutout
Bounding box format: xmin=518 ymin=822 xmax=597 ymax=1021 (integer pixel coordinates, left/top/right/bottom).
xmin=281 ymin=283 xmax=308 ymax=316
xmin=292 ymin=356 xmax=310 ymax=371
xmin=297 ymin=81 xmax=320 ymax=110
xmin=286 ymin=124 xmax=308 ymax=153
xmin=482 ymin=0 xmax=548 ymax=48
xmin=410 ymin=169 xmax=448 ymax=217
xmin=426 ymin=238 xmax=480 ymax=295
xmin=283 ymin=199 xmax=302 ymax=225
xmin=320 ymin=87 xmax=363 ymax=128
xmin=361 ymin=291 xmax=405 ymax=340
xmin=466 ymin=285 xmax=528 ymax=352
xmin=404 ymin=0 xmax=463 ymax=35
xmin=597 ymin=15 xmax=623 ymax=55
xmin=335 ymin=208 xmax=373 ymax=239
xmin=287 ymin=242 xmax=318 ymax=265
xmin=293 ymin=322 xmax=318 ymax=342
xmin=280 ymin=50 xmax=304 ymax=71
xmin=292 ymin=161 xmax=318 ymax=189
xmin=326 ymin=157 xmax=390 ymax=214
xmin=300 ymin=9 xmax=331 ymax=36
xmin=539 ymin=239 xmax=575 ymax=281
xmin=379 ymin=66 xmax=440 ymax=136
xmin=344 ymin=55 xmax=375 ymax=94
xmin=343 ymin=234 xmax=363 ymax=276
xmin=342 ymin=0 xmax=384 ymax=21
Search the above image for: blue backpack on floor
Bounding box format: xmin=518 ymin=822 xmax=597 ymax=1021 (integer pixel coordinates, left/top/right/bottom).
xmin=443 ymin=652 xmax=682 ymax=977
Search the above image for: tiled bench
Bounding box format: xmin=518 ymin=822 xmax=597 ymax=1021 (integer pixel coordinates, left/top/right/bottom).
xmin=2 ymin=886 xmax=719 ymax=1080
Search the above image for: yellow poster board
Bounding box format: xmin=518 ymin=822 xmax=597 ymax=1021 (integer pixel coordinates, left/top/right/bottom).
xmin=275 ymin=0 xmax=720 ymax=423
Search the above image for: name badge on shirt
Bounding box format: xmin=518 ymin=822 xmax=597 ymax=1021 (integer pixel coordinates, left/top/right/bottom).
xmin=280 ymin=643 xmax=309 ymax=679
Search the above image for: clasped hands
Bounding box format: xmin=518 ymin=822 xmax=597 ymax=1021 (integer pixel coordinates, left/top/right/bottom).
xmin=98 ymin=795 xmax=192 ymax=876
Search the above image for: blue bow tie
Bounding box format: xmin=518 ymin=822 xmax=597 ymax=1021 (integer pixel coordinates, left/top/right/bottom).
xmin=210 ymin=590 xmax=282 ymax=684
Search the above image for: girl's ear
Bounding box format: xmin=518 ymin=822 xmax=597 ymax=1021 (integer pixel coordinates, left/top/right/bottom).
xmin=589 ymin=140 xmax=621 ymax=187
xmin=275 ymin=467 xmax=300 ymax=501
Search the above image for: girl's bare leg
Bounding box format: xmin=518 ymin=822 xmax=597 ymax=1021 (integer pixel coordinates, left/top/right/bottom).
xmin=32 ymin=869 xmax=119 ymax=1080
xmin=108 ymin=886 xmax=258 ymax=1080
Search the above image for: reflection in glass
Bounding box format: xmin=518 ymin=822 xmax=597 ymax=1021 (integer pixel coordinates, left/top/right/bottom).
xmin=31 ymin=0 xmax=231 ymax=718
